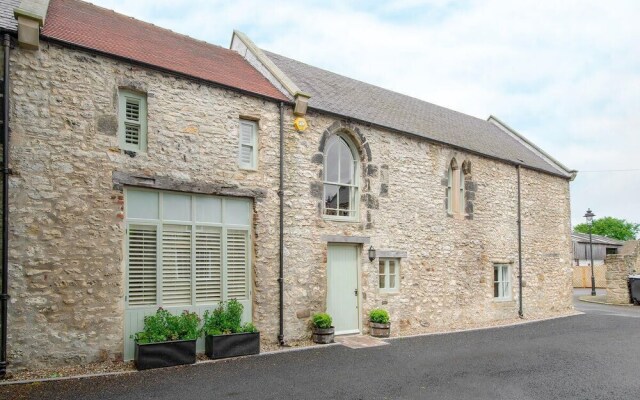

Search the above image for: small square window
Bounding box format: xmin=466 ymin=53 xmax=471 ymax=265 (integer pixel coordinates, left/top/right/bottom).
xmin=118 ymin=90 xmax=147 ymax=152
xmin=493 ymin=264 xmax=511 ymax=300
xmin=379 ymin=258 xmax=400 ymax=292
xmin=238 ymin=120 xmax=258 ymax=169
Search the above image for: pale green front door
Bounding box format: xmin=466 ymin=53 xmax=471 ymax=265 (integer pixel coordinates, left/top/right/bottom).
xmin=327 ymin=244 xmax=360 ymax=334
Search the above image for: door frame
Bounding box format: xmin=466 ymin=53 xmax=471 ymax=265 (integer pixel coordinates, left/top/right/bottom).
xmin=326 ymin=243 xmax=362 ymax=335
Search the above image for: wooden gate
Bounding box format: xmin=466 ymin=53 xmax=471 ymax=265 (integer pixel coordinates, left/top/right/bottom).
xmin=572 ymin=265 xmax=606 ymax=288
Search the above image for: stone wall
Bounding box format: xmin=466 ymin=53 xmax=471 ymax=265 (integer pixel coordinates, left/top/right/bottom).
xmin=606 ymin=241 xmax=639 ymax=304
xmin=7 ymin=41 xmax=574 ymax=370
xmin=7 ymin=42 xmax=284 ymax=369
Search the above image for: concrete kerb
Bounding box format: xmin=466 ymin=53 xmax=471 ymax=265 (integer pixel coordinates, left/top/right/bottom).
xmin=578 ymin=295 xmax=635 ymax=307
xmin=0 ymin=312 xmax=580 ymax=386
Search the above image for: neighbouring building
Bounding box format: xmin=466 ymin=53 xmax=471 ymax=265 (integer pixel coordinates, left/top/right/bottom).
xmin=572 ymin=232 xmax=624 ymax=267
xmin=571 ymin=232 xmax=624 ymax=289
xmin=0 ymin=0 xmax=576 ymax=372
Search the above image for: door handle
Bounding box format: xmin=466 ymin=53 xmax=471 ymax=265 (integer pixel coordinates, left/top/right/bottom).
xmin=354 ymin=289 xmax=358 ymax=296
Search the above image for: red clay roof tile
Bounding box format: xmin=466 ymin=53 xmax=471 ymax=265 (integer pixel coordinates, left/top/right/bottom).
xmin=41 ymin=0 xmax=289 ymax=101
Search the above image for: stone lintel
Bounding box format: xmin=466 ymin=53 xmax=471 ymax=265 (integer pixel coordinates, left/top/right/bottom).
xmin=490 ymin=258 xmax=515 ymax=264
xmin=377 ymin=250 xmax=408 ymax=259
xmin=321 ymin=235 xmax=370 ymax=244
xmin=112 ymin=171 xmax=268 ymax=199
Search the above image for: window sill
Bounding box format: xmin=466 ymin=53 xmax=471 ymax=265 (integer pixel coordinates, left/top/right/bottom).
xmin=492 ymin=298 xmax=515 ymax=304
xmin=378 ymin=290 xmax=400 ymax=296
xmin=323 ymin=215 xmax=359 ymax=223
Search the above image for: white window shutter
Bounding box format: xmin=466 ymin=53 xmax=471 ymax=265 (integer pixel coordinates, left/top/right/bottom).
xmin=195 ymin=226 xmax=222 ymax=304
xmin=226 ymin=229 xmax=248 ymax=299
xmin=239 ymin=121 xmax=256 ymax=168
xmin=127 ymin=225 xmax=157 ymax=306
xmin=162 ymin=225 xmax=192 ymax=305
xmin=124 ymin=97 xmax=141 ymax=146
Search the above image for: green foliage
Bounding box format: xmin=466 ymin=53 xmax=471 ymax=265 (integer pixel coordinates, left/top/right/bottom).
xmin=574 ymin=217 xmax=639 ymax=241
xmin=241 ymin=322 xmax=258 ymax=333
xmin=134 ymin=308 xmax=201 ymax=344
xmin=311 ymin=313 xmax=332 ymax=329
xmin=202 ymin=299 xmax=258 ymax=336
xmin=369 ymin=309 xmax=390 ymax=324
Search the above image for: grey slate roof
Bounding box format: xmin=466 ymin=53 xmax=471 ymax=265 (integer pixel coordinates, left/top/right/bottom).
xmin=0 ymin=0 xmax=20 ymax=33
xmin=572 ymin=232 xmax=625 ymax=246
xmin=264 ymin=50 xmax=571 ymax=178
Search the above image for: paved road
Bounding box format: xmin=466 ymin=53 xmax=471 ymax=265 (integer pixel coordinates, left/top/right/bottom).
xmin=3 ymin=296 xmax=640 ymax=400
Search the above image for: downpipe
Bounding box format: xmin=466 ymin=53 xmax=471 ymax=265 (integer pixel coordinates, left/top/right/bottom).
xmin=0 ymin=33 xmax=11 ymax=378
xmin=517 ymin=164 xmax=523 ymax=318
xmin=277 ymin=102 xmax=284 ymax=346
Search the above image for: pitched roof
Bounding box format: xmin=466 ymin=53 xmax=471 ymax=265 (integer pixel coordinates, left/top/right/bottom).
xmin=0 ymin=0 xmax=20 ymax=33
xmin=39 ymin=0 xmax=287 ymax=101
xmin=571 ymin=232 xmax=625 ymax=246
xmin=263 ymin=50 xmax=572 ymax=178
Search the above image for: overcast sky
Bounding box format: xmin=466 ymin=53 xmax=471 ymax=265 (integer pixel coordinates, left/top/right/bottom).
xmin=89 ymin=0 xmax=640 ymax=230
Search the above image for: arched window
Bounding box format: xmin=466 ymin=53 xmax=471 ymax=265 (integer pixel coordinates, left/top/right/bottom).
xmin=459 ymin=163 xmax=466 ymax=214
xmin=447 ymin=158 xmax=467 ymax=215
xmin=323 ymin=134 xmax=359 ymax=219
xmin=447 ymin=158 xmax=458 ymax=214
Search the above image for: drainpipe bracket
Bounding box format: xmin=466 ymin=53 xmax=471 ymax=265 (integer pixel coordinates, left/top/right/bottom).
xmin=0 ymin=294 xmax=8 ymax=300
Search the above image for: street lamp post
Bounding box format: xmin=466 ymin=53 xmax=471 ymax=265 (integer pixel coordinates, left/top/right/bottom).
xmin=584 ymin=208 xmax=596 ymax=296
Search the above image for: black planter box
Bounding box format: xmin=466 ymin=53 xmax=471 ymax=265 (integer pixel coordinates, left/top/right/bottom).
xmin=205 ymin=332 xmax=260 ymax=359
xmin=134 ymin=339 xmax=197 ymax=370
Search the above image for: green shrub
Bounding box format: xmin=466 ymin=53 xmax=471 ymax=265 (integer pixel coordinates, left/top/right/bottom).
xmin=241 ymin=322 xmax=258 ymax=333
xmin=312 ymin=313 xmax=332 ymax=329
xmin=369 ymin=309 xmax=390 ymax=324
xmin=134 ymin=308 xmax=201 ymax=344
xmin=202 ymin=299 xmax=258 ymax=336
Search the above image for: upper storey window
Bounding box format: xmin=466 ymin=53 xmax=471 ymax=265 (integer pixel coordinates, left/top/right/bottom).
xmin=118 ymin=90 xmax=147 ymax=153
xmin=323 ymin=135 xmax=359 ymax=220
xmin=447 ymin=158 xmax=466 ymax=215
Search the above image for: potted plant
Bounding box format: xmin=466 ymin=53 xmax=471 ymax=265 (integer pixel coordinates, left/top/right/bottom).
xmin=202 ymin=299 xmax=260 ymax=359
xmin=134 ymin=308 xmax=200 ymax=370
xmin=311 ymin=313 xmax=334 ymax=344
xmin=369 ymin=309 xmax=391 ymax=338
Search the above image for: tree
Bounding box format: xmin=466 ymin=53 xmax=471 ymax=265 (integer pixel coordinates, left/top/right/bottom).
xmin=574 ymin=217 xmax=639 ymax=241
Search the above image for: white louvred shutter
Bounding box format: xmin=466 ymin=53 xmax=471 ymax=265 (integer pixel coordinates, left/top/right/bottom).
xmin=195 ymin=226 xmax=222 ymax=304
xmin=162 ymin=225 xmax=192 ymax=306
xmin=226 ymin=229 xmax=248 ymax=299
xmin=124 ymin=97 xmax=141 ymax=145
xmin=127 ymin=225 xmax=157 ymax=306
xmin=239 ymin=121 xmax=254 ymax=167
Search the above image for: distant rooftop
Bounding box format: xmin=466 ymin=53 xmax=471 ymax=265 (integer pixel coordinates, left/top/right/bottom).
xmin=571 ymin=232 xmax=625 ymax=246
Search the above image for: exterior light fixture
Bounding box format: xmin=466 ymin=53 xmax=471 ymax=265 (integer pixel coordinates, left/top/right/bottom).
xmin=368 ymin=246 xmax=376 ymax=262
xmin=584 ymin=208 xmax=596 ymax=296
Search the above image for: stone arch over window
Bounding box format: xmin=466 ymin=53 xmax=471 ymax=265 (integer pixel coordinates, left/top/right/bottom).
xmin=443 ymin=156 xmax=476 ymax=219
xmin=323 ymin=133 xmax=359 ymax=219
xmin=310 ymin=120 xmax=378 ymax=226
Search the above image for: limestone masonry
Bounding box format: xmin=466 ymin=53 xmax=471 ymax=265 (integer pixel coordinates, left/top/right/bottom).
xmin=6 ymin=39 xmax=573 ymax=369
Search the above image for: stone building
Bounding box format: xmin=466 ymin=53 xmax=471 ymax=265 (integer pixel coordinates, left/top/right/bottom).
xmin=0 ymin=0 xmax=576 ymax=372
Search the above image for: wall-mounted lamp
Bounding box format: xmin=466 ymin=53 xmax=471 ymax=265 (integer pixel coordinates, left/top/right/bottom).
xmin=368 ymin=246 xmax=376 ymax=262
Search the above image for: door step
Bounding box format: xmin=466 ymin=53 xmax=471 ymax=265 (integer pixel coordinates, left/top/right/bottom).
xmin=335 ymin=335 xmax=389 ymax=349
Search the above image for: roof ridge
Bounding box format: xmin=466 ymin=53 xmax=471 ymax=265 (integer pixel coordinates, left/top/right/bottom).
xmin=262 ymin=49 xmax=495 ymax=126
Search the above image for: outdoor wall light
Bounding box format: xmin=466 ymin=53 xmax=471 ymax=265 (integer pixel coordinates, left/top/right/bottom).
xmin=368 ymin=246 xmax=376 ymax=262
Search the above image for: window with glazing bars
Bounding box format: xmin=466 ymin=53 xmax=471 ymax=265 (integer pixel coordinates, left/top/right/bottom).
xmin=323 ymin=135 xmax=358 ymax=219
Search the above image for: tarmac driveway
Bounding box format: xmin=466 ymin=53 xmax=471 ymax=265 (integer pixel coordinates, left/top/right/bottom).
xmin=2 ymin=296 xmax=640 ymax=400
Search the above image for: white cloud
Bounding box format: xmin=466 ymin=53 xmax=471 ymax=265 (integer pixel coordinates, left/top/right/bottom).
xmin=88 ymin=0 xmax=640 ymax=229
